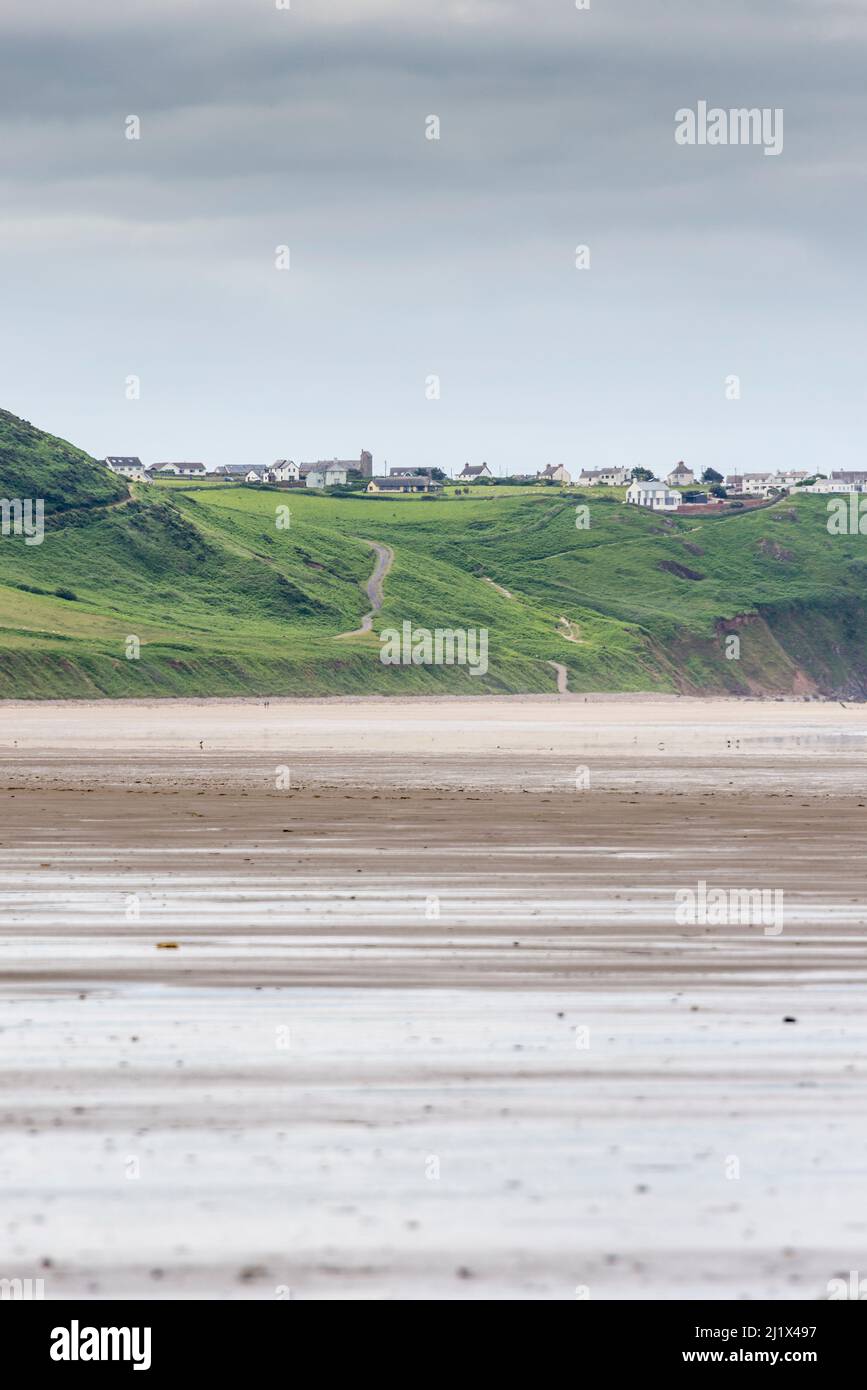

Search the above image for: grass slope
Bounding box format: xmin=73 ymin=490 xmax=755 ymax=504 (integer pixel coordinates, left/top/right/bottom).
xmin=0 ymin=407 xmax=864 ymax=698
xmin=0 ymin=409 xmax=127 ymax=510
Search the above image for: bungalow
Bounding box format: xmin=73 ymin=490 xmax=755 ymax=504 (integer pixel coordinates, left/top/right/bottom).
xmin=456 ymin=462 xmax=494 ymax=482
xmin=212 ymin=464 xmax=258 ymax=479
xmin=625 ymin=478 xmax=680 ymax=511
xmin=368 ymin=475 xmax=442 ymax=494
xmin=799 ymin=477 xmax=858 ymax=494
xmin=575 ymin=467 xmax=631 ymax=487
xmin=300 ymin=452 xmax=372 ymax=480
xmin=666 ymin=461 xmax=695 ymax=487
xmin=537 ymin=464 xmax=572 ymax=485
xmin=213 ymin=464 xmax=271 ymax=484
xmin=829 ymin=471 xmax=867 ymax=489
xmin=105 ymin=456 xmax=145 ymax=477
xmin=151 ymin=461 xmax=207 ymax=476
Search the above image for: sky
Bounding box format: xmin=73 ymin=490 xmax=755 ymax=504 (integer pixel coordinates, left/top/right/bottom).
xmin=1 ymin=0 xmax=865 ymax=477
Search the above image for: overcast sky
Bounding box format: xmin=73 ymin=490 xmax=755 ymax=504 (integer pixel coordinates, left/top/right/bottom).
xmin=1 ymin=0 xmax=865 ymax=475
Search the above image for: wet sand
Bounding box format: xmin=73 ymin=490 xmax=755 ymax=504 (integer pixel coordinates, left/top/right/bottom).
xmin=1 ymin=696 xmax=866 ymax=1299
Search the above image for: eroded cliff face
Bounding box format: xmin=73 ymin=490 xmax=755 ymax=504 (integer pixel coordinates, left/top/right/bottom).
xmin=643 ymin=599 xmax=867 ymax=700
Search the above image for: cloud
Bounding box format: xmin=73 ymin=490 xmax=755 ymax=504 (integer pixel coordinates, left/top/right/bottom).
xmin=1 ymin=0 xmax=865 ymax=471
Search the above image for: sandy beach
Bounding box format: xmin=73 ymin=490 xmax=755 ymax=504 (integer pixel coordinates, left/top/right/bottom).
xmin=2 ymin=696 xmax=866 ymax=1299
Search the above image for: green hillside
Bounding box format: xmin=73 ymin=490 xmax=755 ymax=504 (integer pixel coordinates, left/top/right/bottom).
xmin=0 ymin=409 xmax=127 ymax=511
xmin=0 ymin=406 xmax=864 ymax=698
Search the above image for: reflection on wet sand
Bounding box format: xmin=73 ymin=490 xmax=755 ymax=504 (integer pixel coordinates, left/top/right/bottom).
xmin=1 ymin=698 xmax=866 ymax=1299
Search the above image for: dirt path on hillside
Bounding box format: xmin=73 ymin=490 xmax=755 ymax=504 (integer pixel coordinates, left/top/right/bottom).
xmin=547 ymin=659 xmax=571 ymax=693
xmin=482 ymin=576 xmax=514 ymax=599
xmin=334 ymin=539 xmax=394 ymax=638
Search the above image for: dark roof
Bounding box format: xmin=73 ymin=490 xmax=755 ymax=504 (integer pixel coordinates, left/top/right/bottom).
xmin=371 ymin=475 xmax=438 ymax=489
xmin=106 ymin=456 xmax=142 ymax=467
xmin=459 ymin=464 xmax=489 ymax=476
xmin=300 ymin=461 xmax=350 ymax=476
xmin=300 ymin=458 xmax=358 ymax=470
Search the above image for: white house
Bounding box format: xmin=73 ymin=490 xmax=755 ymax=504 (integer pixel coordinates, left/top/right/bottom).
xmin=799 ymin=477 xmax=858 ymax=494
xmin=735 ymin=472 xmax=775 ymax=496
xmin=576 ymin=467 xmax=630 ymax=487
xmin=763 ymin=475 xmax=796 ymax=495
xmin=236 ymin=464 xmax=283 ymax=484
xmin=456 ymin=462 xmax=494 ymax=482
xmin=270 ymin=460 xmax=299 ymax=482
xmin=300 ymin=452 xmax=372 ymax=478
xmin=537 ymin=464 xmax=572 ymax=485
xmin=750 ymin=471 xmax=813 ymax=496
xmin=151 ymin=461 xmax=207 ymax=476
xmin=105 ymin=456 xmax=145 ymax=478
xmin=829 ymin=471 xmax=867 ymax=489
xmin=625 ymin=478 xmax=680 ymax=511
xmin=666 ymin=461 xmax=695 ymax=487
xmin=305 ymin=464 xmax=348 ymax=488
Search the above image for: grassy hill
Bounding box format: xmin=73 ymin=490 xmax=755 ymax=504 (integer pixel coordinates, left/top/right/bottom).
xmin=0 ymin=406 xmax=864 ymax=698
xmin=0 ymin=409 xmax=127 ymax=511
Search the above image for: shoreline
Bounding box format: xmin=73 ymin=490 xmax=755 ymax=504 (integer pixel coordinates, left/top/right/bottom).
xmin=0 ymin=690 xmax=859 ymax=710
xmin=2 ymin=694 xmax=866 ymax=759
